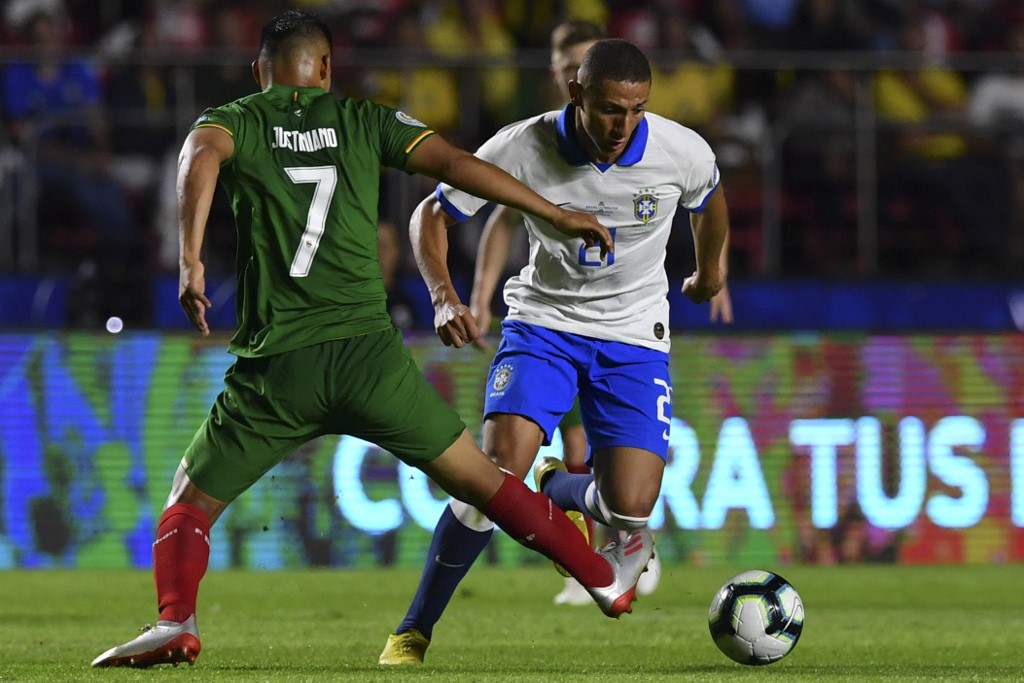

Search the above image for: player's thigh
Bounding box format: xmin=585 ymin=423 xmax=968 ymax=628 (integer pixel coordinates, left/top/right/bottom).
xmin=484 ymin=321 xmax=578 ymax=447
xmin=578 ymin=341 xmax=672 ymax=459
xmin=419 ymin=430 xmax=506 ymax=509
xmin=184 ymin=349 xmax=329 ymax=503
xmin=329 ymin=327 xmax=465 ymax=467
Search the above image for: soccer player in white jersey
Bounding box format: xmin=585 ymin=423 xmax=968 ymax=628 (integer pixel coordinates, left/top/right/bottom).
xmin=380 ymin=38 xmax=729 ymax=665
xmin=471 ymin=21 xmax=735 ymax=607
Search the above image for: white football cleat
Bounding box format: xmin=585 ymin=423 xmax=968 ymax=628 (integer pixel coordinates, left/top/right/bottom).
xmin=91 ymin=615 xmax=201 ymax=668
xmin=586 ymin=528 xmax=655 ymax=618
xmin=553 ymin=576 xmax=594 ymax=606
xmin=637 ymin=550 xmax=662 ymax=596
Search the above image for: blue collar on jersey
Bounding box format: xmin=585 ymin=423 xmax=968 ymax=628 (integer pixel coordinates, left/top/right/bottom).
xmin=556 ymin=104 xmax=649 ymax=173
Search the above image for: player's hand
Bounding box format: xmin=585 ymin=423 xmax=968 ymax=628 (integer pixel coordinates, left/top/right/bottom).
xmin=434 ymin=301 xmax=480 ymax=348
xmin=469 ymin=303 xmax=492 ymax=350
xmin=179 ymin=259 xmax=212 ymax=336
xmin=709 ymin=281 xmax=734 ymax=324
xmin=682 ymin=269 xmax=723 ymax=305
xmin=551 ymin=208 xmax=614 ymax=259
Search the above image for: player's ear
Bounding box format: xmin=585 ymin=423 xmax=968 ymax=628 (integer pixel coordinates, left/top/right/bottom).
xmin=320 ymin=53 xmax=330 ymax=86
xmin=568 ymin=80 xmax=583 ymax=107
xmin=251 ymin=59 xmax=260 ymax=88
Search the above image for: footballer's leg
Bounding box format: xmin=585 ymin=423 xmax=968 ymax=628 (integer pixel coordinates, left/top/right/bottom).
xmin=381 ymin=432 xmax=655 ymax=664
xmin=552 ymin=406 xmax=602 ymax=605
xmin=92 ymin=347 xmax=328 ymax=668
xmin=538 ymin=444 xmax=664 ymax=609
xmin=539 ymin=340 xmax=669 ymax=524
xmin=382 ymin=416 xmax=542 ymax=664
xmin=488 ymin=413 xmax=590 ymax=578
xmin=382 ymin=324 xmax=593 ymax=663
xmin=536 ymin=341 xmax=669 ymax=592
xmin=537 ymin=445 xmax=664 ymax=535
xmin=592 ymin=449 xmax=665 ymax=601
xmin=91 ymin=467 xmax=223 ymax=668
xmin=480 ymin=324 xmax=592 ymax=578
xmin=421 ymin=431 xmax=654 ymax=614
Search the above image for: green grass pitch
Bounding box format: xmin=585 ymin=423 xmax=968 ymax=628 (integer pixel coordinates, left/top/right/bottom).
xmin=3 ymin=564 xmax=1022 ymax=681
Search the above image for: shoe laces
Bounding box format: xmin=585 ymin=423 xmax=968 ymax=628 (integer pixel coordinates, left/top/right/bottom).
xmin=394 ymin=634 xmax=424 ymax=654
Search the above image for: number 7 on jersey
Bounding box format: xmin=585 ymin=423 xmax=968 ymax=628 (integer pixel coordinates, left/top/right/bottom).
xmin=285 ymin=165 xmax=338 ymax=277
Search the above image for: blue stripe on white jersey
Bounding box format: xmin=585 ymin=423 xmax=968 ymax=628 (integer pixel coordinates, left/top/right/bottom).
xmin=435 ymin=184 xmax=470 ymax=222
xmin=691 ymin=165 xmax=722 ymax=213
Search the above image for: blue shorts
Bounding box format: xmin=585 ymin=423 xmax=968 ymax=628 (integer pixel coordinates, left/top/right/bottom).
xmin=484 ymin=320 xmax=672 ymax=460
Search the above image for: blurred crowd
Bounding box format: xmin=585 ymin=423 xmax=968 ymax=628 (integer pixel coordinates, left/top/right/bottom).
xmin=2 ymin=0 xmax=1024 ymax=325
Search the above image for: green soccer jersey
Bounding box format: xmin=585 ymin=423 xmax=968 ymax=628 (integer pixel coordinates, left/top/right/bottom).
xmin=191 ymin=85 xmax=435 ymax=357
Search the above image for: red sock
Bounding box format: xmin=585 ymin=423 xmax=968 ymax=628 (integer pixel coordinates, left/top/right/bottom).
xmin=566 ymin=462 xmax=597 ymax=547
xmin=153 ymin=503 xmax=211 ymax=623
xmin=482 ymin=474 xmax=612 ymax=588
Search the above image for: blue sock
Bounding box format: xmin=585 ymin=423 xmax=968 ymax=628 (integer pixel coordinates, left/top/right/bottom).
xmin=396 ymin=504 xmax=492 ymax=640
xmin=542 ymin=470 xmax=595 ymax=515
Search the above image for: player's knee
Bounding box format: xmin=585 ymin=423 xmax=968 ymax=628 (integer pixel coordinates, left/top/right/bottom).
xmin=449 ymin=498 xmax=495 ymax=532
xmin=482 ymin=415 xmax=546 ymax=478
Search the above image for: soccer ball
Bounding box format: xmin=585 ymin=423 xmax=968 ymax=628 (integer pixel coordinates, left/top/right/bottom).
xmin=707 ymin=570 xmax=804 ymax=665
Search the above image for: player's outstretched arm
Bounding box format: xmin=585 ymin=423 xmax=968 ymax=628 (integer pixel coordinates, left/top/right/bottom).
xmin=409 ymin=194 xmax=479 ymax=348
xmin=469 ymin=205 xmax=521 ymax=349
xmin=177 ymin=126 xmax=234 ymax=335
xmin=406 ymin=135 xmax=613 ymax=257
xmin=682 ymin=184 xmax=730 ymax=305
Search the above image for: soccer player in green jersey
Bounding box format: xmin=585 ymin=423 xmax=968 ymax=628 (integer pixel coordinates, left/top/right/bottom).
xmin=90 ymin=10 xmax=654 ymax=669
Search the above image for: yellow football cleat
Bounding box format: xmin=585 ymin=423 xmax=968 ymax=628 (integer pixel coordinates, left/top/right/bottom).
xmin=378 ymin=629 xmax=430 ymax=665
xmin=533 ymin=456 xmax=591 ymax=577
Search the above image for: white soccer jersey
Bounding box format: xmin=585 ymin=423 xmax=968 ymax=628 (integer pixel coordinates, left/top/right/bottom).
xmin=437 ymin=106 xmax=719 ymax=352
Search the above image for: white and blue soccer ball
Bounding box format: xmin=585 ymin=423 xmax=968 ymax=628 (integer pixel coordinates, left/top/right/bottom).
xmin=708 ymin=570 xmax=804 ymax=665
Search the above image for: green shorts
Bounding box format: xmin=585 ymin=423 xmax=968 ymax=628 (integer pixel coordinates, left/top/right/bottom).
xmin=183 ymin=327 xmax=465 ymax=502
xmin=558 ymin=396 xmax=583 ymax=431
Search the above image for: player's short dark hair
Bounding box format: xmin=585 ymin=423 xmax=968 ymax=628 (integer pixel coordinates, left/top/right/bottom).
xmin=550 ymin=20 xmax=607 ymax=52
xmin=260 ymin=10 xmax=333 ymax=57
xmin=578 ymin=39 xmax=651 ymax=86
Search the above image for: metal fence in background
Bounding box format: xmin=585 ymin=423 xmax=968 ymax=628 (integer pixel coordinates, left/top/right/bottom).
xmin=2 ymin=48 xmax=1023 ymax=279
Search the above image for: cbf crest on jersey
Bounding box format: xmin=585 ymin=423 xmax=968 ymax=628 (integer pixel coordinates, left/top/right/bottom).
xmin=633 ymin=188 xmax=659 ymax=223
xmin=491 ymin=363 xmax=514 ymax=395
